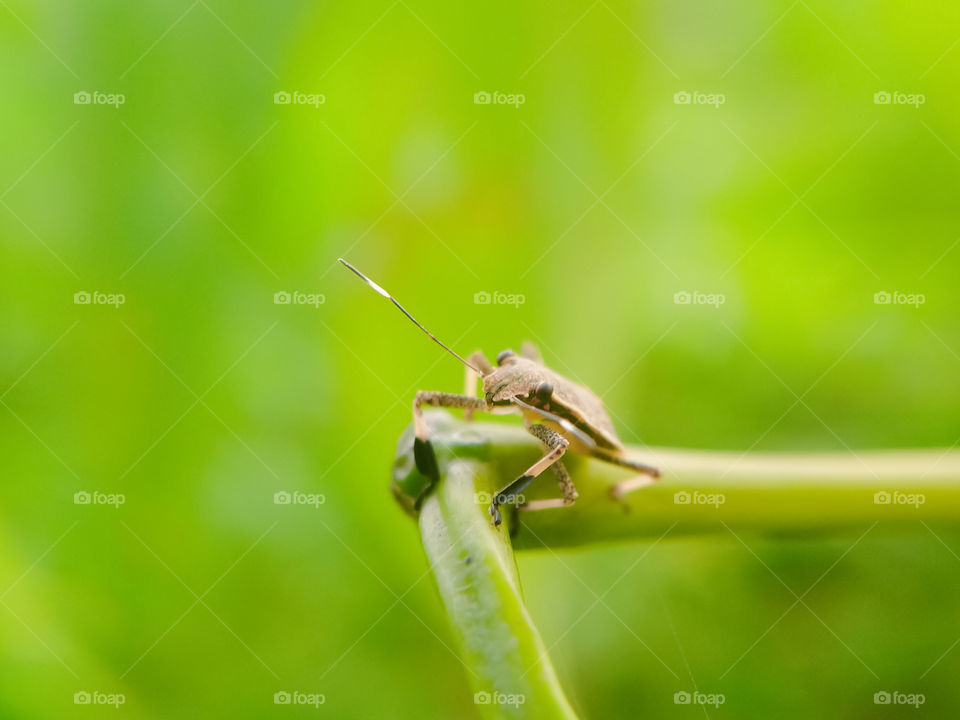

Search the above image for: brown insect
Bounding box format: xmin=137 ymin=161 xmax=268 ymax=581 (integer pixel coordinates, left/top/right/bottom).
xmin=340 ymin=259 xmax=660 ymax=525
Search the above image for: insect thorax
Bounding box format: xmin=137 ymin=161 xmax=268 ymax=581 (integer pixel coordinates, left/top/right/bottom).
xmin=482 ymin=357 xmax=621 ymax=451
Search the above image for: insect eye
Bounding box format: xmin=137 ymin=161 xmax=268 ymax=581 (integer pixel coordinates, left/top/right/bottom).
xmin=535 ymin=382 xmax=553 ymax=403
xmin=496 ymin=349 xmax=516 ymax=366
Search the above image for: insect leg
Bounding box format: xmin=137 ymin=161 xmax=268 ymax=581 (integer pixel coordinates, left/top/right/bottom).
xmin=468 ymin=350 xmax=494 ymax=376
xmin=548 ymin=456 xmax=578 ymax=504
xmin=489 ymin=424 xmax=569 ymax=526
xmin=515 ymin=427 xmax=579 ymax=514
xmin=413 ymin=391 xmax=488 ymax=480
xmin=462 ymin=351 xmax=491 ymax=421
xmin=462 ymin=367 xmax=478 ymax=421
xmin=518 ymin=464 xmax=580 ymax=513
xmin=595 ymin=453 xmax=660 ymax=477
xmin=520 ymin=341 xmax=543 ymax=364
xmin=603 ymin=455 xmax=661 ymax=500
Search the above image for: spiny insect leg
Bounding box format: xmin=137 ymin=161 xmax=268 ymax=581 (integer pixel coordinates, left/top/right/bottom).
xmin=516 ymin=460 xmax=579 ymax=513
xmin=490 ymin=424 xmax=570 ymax=526
xmin=599 ymin=453 xmax=660 ymax=478
xmin=529 ymin=424 xmax=578 ymax=503
xmin=609 ymin=475 xmax=659 ymax=500
xmin=605 ymin=456 xmax=661 ymax=501
xmin=412 ymin=391 xmax=488 ymax=480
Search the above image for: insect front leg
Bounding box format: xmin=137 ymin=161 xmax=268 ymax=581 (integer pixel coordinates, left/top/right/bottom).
xmin=489 ymin=424 xmax=571 ymax=526
xmin=462 ymin=366 xmax=479 ymax=420
xmin=462 ymin=351 xmax=492 ymax=421
xmin=517 ymin=461 xmax=580 ymax=514
xmin=413 ymin=391 xmax=488 ymax=480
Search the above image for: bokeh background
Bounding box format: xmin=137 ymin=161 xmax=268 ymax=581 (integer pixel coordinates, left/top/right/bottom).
xmin=2 ymin=1 xmax=960 ymax=717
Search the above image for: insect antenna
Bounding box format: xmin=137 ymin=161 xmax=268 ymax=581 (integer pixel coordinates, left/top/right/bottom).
xmin=339 ymin=258 xmax=483 ymax=374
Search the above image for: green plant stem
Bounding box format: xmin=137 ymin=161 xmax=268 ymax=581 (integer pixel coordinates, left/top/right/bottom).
xmin=516 ymin=444 xmax=960 ymax=549
xmin=419 ymin=458 xmax=579 ymax=720
xmin=396 ymin=411 xmax=960 ymax=551
xmin=398 ymin=411 xmax=960 ymax=717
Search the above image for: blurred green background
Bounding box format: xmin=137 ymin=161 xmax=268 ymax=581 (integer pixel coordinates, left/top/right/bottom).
xmin=2 ymin=1 xmax=959 ymax=717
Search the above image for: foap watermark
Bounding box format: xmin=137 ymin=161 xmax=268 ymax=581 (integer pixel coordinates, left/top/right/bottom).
xmin=74 ymin=291 xmax=125 ymax=308
xmin=874 ymin=490 xmax=925 ymax=508
xmin=474 ymin=691 xmax=525 ymax=708
xmin=273 ymin=691 xmax=325 ymax=707
xmin=474 ymin=290 xmax=525 ymax=307
xmin=274 ymin=291 xmax=325 ymax=307
xmin=874 ymin=690 xmax=925 ymax=707
xmin=476 ymin=491 xmax=525 ymax=507
xmin=674 ymin=691 xmax=725 ymax=707
xmin=74 ymin=91 xmax=125 ymax=108
xmin=874 ymin=291 xmax=925 ymax=308
xmin=874 ymin=91 xmax=925 ymax=108
xmin=274 ymin=91 xmax=325 ymax=108
xmin=74 ymin=491 xmax=125 ymax=508
xmin=74 ymin=691 xmax=126 ymax=707
xmin=674 ymin=490 xmax=725 ymax=507
xmin=474 ymin=91 xmax=525 ymax=108
xmin=274 ymin=490 xmax=326 ymax=508
xmin=674 ymin=91 xmax=725 ymax=108
xmin=674 ymin=290 xmax=725 ymax=308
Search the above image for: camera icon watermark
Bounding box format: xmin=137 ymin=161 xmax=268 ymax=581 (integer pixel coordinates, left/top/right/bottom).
xmin=674 ymin=290 xmax=725 ymax=308
xmin=474 ymin=90 xmax=526 ymax=108
xmin=74 ymin=90 xmax=126 ymax=108
xmin=274 ymin=290 xmax=325 ymax=307
xmin=274 ymin=490 xmax=326 ymax=508
xmin=873 ymin=490 xmax=925 ymax=508
xmin=873 ymin=291 xmax=925 ymax=307
xmin=473 ymin=290 xmax=525 ymax=307
xmin=274 ymin=90 xmax=325 ymax=108
xmin=674 ymin=90 xmax=725 ymax=108
xmin=873 ymin=91 xmax=925 ymax=108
